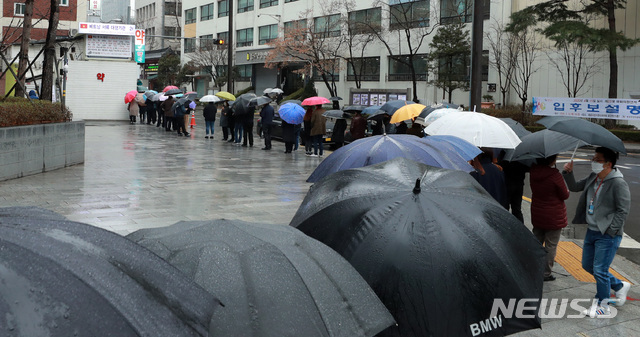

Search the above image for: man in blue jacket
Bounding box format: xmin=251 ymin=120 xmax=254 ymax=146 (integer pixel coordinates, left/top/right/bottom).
xmin=173 ymin=100 xmax=190 ymax=137
xmin=563 ymin=147 xmax=631 ymax=318
xmin=260 ymin=103 xmax=274 ymax=150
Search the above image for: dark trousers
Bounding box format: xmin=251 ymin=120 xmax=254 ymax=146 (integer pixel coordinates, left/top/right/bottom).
xmin=139 ymin=111 xmax=146 ymax=124
xmin=157 ymin=113 xmax=163 ymax=127
xmin=263 ymin=125 xmax=272 ymax=149
xmin=165 ymin=116 xmax=173 ymax=131
xmin=147 ymin=110 xmax=156 ymax=124
xmin=242 ymin=122 xmax=253 ymax=146
xmin=222 ymin=127 xmax=230 ymax=140
xmin=129 ymin=115 xmax=136 ymax=123
xmin=285 ymin=142 xmax=294 ymax=153
xmin=176 ymin=116 xmax=187 ymax=134
xmin=507 ymin=184 xmax=524 ymax=223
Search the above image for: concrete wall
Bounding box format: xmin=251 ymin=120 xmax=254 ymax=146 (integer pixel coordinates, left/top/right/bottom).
xmin=0 ymin=121 xmax=85 ymax=181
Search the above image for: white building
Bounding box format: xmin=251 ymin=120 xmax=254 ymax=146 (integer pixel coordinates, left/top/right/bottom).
xmin=174 ymin=0 xmax=639 ymax=109
xmin=135 ymin=0 xmax=182 ymax=51
xmin=101 ymin=0 xmax=132 ymax=23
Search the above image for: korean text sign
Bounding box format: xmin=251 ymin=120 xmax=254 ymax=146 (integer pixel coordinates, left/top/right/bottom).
xmin=533 ymin=97 xmax=640 ymax=120
xmin=135 ymin=29 xmax=145 ymax=64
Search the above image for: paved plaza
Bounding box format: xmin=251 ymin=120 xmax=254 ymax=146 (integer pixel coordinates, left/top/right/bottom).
xmin=1 ymin=118 xmax=640 ymax=336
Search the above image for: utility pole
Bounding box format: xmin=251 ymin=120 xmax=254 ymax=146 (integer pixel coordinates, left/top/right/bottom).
xmin=227 ymin=0 xmax=234 ymax=94
xmin=469 ymin=0 xmax=484 ymax=112
xmin=61 ymin=47 xmax=69 ymax=107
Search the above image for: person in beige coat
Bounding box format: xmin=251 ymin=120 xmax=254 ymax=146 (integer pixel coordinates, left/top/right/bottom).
xmin=128 ymin=92 xmax=145 ymax=124
xmin=309 ymin=105 xmax=326 ymax=157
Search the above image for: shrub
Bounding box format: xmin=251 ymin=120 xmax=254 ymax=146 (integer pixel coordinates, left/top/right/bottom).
xmin=234 ymin=86 xmax=254 ymax=97
xmin=482 ymin=105 xmax=542 ymax=127
xmin=282 ymin=88 xmax=303 ymax=102
xmin=0 ymin=98 xmax=72 ymax=127
xmin=300 ymin=78 xmax=317 ymax=101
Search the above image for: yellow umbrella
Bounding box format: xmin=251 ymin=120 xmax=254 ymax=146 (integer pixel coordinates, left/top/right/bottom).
xmin=215 ymin=91 xmax=236 ymax=101
xmin=389 ymin=103 xmax=427 ymax=123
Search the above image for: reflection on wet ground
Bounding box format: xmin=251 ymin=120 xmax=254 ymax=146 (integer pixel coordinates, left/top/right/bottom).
xmin=0 ymin=121 xmax=324 ymax=235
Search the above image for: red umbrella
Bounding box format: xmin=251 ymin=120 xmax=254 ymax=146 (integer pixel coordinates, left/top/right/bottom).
xmin=124 ymin=90 xmax=137 ymax=104
xmin=162 ymin=85 xmax=179 ymax=93
xmin=301 ymin=96 xmax=330 ymax=106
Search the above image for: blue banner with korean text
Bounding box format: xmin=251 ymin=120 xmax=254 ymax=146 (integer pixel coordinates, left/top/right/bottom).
xmin=532 ymin=97 xmax=640 ymax=120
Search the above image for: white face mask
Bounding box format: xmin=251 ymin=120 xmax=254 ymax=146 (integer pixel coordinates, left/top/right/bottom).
xmin=591 ymin=161 xmax=605 ymax=174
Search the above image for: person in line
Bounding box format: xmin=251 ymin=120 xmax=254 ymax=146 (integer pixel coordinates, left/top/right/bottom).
xmin=233 ymin=109 xmax=244 ymax=145
xmin=203 ymin=101 xmax=217 ymax=139
xmin=563 ymin=147 xmax=631 ymax=317
xmin=173 ymin=100 xmax=190 ymax=137
xmin=293 ymin=123 xmax=302 ymax=151
xmin=260 ymin=102 xmax=274 ymax=150
xmin=395 ymin=121 xmax=408 ymax=134
xmin=220 ymin=101 xmax=233 ymax=142
xmin=406 ymin=120 xmax=423 ymax=137
xmin=350 ymin=110 xmax=367 ymax=141
xmin=155 ymin=98 xmax=163 ymax=128
xmin=282 ymin=120 xmax=296 ymax=153
xmin=303 ymin=107 xmax=313 ymax=155
xmin=146 ymin=96 xmax=156 ymax=125
xmin=138 ymin=94 xmax=147 ymax=124
xmin=470 ymin=148 xmax=509 ymax=209
xmin=128 ymin=92 xmax=144 ymax=124
xmin=241 ymin=107 xmax=254 ymax=147
xmin=529 ymin=155 xmax=569 ymax=282
xmin=162 ymin=96 xmax=175 ymax=132
xmin=309 ymin=105 xmax=326 ymax=157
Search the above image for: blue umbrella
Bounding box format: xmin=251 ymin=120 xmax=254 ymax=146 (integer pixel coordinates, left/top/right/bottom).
xmin=306 ymin=134 xmax=474 ymax=182
xmin=279 ymin=103 xmax=305 ymax=125
xmin=379 ymin=100 xmax=415 ymax=115
xmin=362 ymin=105 xmax=382 ymax=116
xmin=422 ymin=135 xmax=482 ymax=161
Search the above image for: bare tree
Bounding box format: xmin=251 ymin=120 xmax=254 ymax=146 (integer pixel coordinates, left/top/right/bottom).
xmin=485 ymin=19 xmax=517 ymax=106
xmin=40 ymin=0 xmax=60 ymax=101
xmin=506 ymin=12 xmax=542 ymax=112
xmin=338 ymin=0 xmax=377 ymax=89
xmin=366 ymin=0 xmax=438 ymax=102
xmin=187 ymin=40 xmax=228 ymax=89
xmin=15 ymin=0 xmax=35 ymax=98
xmin=546 ymin=43 xmax=603 ymax=98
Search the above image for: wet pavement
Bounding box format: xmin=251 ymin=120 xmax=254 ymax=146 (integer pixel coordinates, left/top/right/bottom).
xmin=0 ymin=119 xmax=323 ymax=235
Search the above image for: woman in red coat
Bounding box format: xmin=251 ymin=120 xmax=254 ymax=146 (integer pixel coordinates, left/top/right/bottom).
xmin=530 ymin=154 xmax=570 ymax=281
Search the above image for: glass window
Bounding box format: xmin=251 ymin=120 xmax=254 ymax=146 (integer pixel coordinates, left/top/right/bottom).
xmin=313 ymin=59 xmax=340 ymax=81
xmin=200 ymin=34 xmax=214 ymax=49
xmin=388 ymin=55 xmax=428 ymax=81
xmin=201 ymin=3 xmax=214 ymax=21
xmin=347 ymin=57 xmax=380 ymax=81
xmin=259 ymin=24 xmax=278 ymax=45
xmin=184 ymin=38 xmax=196 ymax=53
xmin=237 ymin=28 xmax=254 ymax=47
xmin=438 ymin=54 xmax=469 ymax=82
xmin=284 ymin=19 xmax=307 ymax=37
xmin=60 ymin=0 xmax=68 ymax=6
xmin=216 ymin=65 xmax=227 ymax=78
xmin=238 ymin=0 xmax=254 ymax=13
xmin=184 ymin=8 xmax=196 ymax=24
xmin=284 ymin=0 xmax=298 ymax=2
xmin=218 ymin=0 xmax=228 ymax=17
xmin=14 ymin=3 xmax=25 ymax=15
xmin=314 ymin=14 xmax=341 ymax=38
xmin=217 ymin=31 xmax=229 ymax=44
xmin=237 ymin=65 xmax=252 ymax=80
xmin=348 ymin=7 xmax=381 ymax=34
xmin=390 ymin=0 xmax=429 ymax=30
xmin=440 ymin=0 xmax=490 ymax=24
xmin=260 ymin=0 xmax=278 ymax=8
xmin=165 ymin=1 xmax=181 ymax=15
xmin=164 ymin=26 xmax=181 ymax=37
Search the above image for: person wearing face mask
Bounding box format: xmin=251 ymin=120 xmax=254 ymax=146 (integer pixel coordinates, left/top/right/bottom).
xmin=562 ymin=146 xmax=631 ymax=318
xmin=530 ymin=154 xmax=569 ymax=282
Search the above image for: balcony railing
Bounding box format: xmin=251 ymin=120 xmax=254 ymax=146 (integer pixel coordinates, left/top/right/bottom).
xmin=388 ymin=73 xmax=427 ymax=81
xmin=347 ymin=74 xmax=379 ymax=82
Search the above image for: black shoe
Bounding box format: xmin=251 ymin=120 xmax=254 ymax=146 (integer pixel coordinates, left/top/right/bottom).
xmin=544 ymin=275 xmax=556 ymax=282
xmin=227 ymin=139 xmax=234 ymax=143
xmin=241 ymin=144 xmax=247 ymax=147
xmin=177 ymin=133 xmax=183 ymax=136
xmin=205 ymin=136 xmax=209 ymax=139
xmin=261 ymin=147 xmax=270 ymax=150
xmin=184 ymin=133 xmax=190 ymax=137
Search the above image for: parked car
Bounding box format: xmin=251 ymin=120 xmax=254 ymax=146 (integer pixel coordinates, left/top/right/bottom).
xmin=257 ymin=111 xmax=335 ymax=144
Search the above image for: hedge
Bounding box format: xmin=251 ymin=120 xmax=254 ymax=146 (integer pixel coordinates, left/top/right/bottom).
xmin=0 ymin=98 xmax=72 ymax=127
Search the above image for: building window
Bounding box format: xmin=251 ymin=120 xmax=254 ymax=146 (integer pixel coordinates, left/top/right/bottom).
xmin=236 ymin=28 xmax=253 ymax=47
xmin=390 ymin=0 xmax=429 ymax=30
xmin=237 ymin=64 xmax=252 ymax=81
xmin=259 ymin=24 xmax=278 ymax=45
xmin=185 ymin=8 xmax=196 ymax=24
xmin=60 ymin=0 xmax=68 ymax=6
xmin=164 ymin=26 xmax=181 ymax=37
xmin=216 ymin=65 xmax=227 ymax=78
xmin=200 ymin=34 xmax=214 ymax=49
xmin=14 ymin=3 xmax=25 ymax=15
xmin=284 ymin=0 xmax=297 ymax=2
xmin=438 ymin=54 xmax=469 ymax=82
xmin=237 ymin=0 xmax=254 ymax=13
xmin=184 ymin=38 xmax=196 ymax=53
xmin=313 ymin=59 xmax=340 ymax=81
xmin=218 ymin=0 xmax=228 ymax=17
xmin=165 ymin=1 xmax=181 ymax=15
xmin=260 ymin=0 xmax=277 ymax=8
xmin=314 ymin=14 xmax=341 ymax=38
xmin=388 ymin=55 xmax=428 ymax=81
xmin=348 ymin=7 xmax=381 ymax=34
xmin=440 ymin=0 xmax=490 ymax=25
xmin=217 ymin=31 xmax=229 ymax=43
xmin=347 ymin=57 xmax=380 ymax=81
xmin=201 ymin=3 xmax=214 ymax=21
xmin=284 ymin=19 xmax=307 ymax=39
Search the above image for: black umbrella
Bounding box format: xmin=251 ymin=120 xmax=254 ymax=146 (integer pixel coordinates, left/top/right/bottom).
xmin=165 ymin=88 xmax=183 ymax=96
xmin=342 ymin=105 xmax=367 ymax=112
xmin=537 ymin=116 xmax=626 ymax=154
xmin=248 ymin=96 xmax=272 ymax=107
xmin=0 ymin=206 xmax=219 ymax=337
xmin=323 ymin=109 xmax=348 ymax=119
xmin=290 ymin=158 xmax=545 ymax=337
xmin=232 ymin=93 xmax=257 ymax=116
xmin=127 ymin=219 xmax=395 ymax=337
xmin=499 ymin=117 xmax=532 ymax=138
xmin=329 ymin=96 xmax=343 ymax=101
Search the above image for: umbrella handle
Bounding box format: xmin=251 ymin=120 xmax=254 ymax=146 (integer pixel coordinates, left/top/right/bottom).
xmin=570 ymin=143 xmax=579 ymax=161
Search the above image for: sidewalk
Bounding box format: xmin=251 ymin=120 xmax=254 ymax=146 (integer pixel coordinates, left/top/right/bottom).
xmin=0 ymin=117 xmax=638 ymax=336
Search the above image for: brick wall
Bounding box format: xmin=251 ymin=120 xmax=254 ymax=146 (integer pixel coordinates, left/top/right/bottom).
xmin=3 ymin=0 xmax=77 ymax=20
xmin=2 ymin=26 xmax=69 ymax=45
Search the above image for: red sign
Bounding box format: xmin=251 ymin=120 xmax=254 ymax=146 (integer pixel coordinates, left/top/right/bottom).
xmin=97 ymin=73 xmax=105 ymax=82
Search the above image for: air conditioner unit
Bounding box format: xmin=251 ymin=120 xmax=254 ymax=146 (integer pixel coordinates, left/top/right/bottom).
xmin=69 ymin=29 xmax=78 ymax=37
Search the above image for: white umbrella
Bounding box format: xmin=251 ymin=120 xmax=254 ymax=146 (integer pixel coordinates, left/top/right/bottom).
xmin=425 ymin=111 xmax=522 ymax=149
xmin=200 ymin=95 xmax=222 ymax=103
xmin=263 ymin=88 xmax=273 ymax=94
xmin=415 ymin=108 xmax=459 ymax=127
xmin=270 ymin=88 xmax=283 ymax=94
xmin=158 ymin=93 xmax=169 ymax=102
